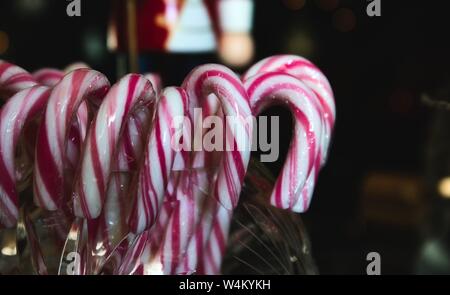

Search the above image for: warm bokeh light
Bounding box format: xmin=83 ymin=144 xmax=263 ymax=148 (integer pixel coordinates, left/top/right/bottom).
xmin=144 ymin=255 xmax=164 ymax=275
xmin=285 ymin=30 xmax=315 ymax=59
xmin=219 ymin=33 xmax=254 ymax=68
xmin=283 ymin=0 xmax=306 ymax=10
xmin=1 ymin=234 xmax=16 ymax=256
xmin=14 ymin=0 xmax=47 ymax=17
xmin=438 ymin=177 xmax=450 ymax=199
xmin=83 ymin=29 xmax=106 ymax=64
xmin=315 ymin=0 xmax=339 ymax=11
xmin=333 ymin=8 xmax=356 ymax=32
xmin=1 ymin=246 xmax=16 ymax=256
xmin=107 ymin=21 xmax=118 ymax=52
xmin=0 ymin=31 xmax=10 ymax=55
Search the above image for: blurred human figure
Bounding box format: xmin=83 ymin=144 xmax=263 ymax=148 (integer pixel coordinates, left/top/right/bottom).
xmin=108 ymin=0 xmax=254 ymax=84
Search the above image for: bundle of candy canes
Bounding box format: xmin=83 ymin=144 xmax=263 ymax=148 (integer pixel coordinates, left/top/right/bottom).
xmin=0 ymin=55 xmax=335 ymax=275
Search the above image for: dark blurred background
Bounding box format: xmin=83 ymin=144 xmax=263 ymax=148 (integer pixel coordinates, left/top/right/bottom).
xmin=1 ymin=0 xmax=449 ymax=274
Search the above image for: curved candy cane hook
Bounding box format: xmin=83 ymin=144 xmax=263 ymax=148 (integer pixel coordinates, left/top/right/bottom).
xmin=33 ymin=69 xmax=110 ymax=211
xmin=243 ymin=54 xmax=335 ymax=162
xmin=0 ymin=60 xmax=36 ymax=100
xmin=244 ymin=72 xmax=323 ymax=212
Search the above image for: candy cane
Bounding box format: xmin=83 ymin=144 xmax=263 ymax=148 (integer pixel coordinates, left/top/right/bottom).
xmin=116 ymin=230 xmax=151 ymax=275
xmin=64 ymin=62 xmax=90 ymax=74
xmin=199 ymin=202 xmax=232 ymax=274
xmin=128 ymin=87 xmax=188 ymax=234
xmin=243 ymin=54 xmax=335 ymax=161
xmin=244 ymin=55 xmax=335 ymax=210
xmin=0 ymin=60 xmax=36 ymax=99
xmin=159 ymin=172 xmax=199 ymax=274
xmin=244 ymin=72 xmax=323 ymax=211
xmin=32 ymin=68 xmax=64 ymax=87
xmin=98 ymin=108 xmax=152 ymax=251
xmin=172 ymin=169 xmax=235 ymax=275
xmin=182 ymin=64 xmax=253 ymax=210
xmin=73 ymin=74 xmax=155 ymax=219
xmin=33 ymin=69 xmax=110 ymax=211
xmin=31 ymin=67 xmax=89 ymax=172
xmin=175 ymin=194 xmax=219 ymax=275
xmin=0 ymin=86 xmax=51 ymax=228
xmin=114 ymin=201 xmax=174 ymax=275
xmin=143 ymin=73 xmax=162 ymax=95
xmin=163 ymin=64 xmax=253 ymax=274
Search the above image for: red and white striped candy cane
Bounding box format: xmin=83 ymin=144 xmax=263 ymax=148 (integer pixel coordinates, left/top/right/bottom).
xmin=128 ymin=87 xmax=188 ymax=234
xmin=114 ymin=201 xmax=174 ymax=275
xmin=148 ymin=201 xmax=174 ymax=254
xmin=73 ymin=74 xmax=155 ymax=219
xmin=175 ymin=194 xmax=219 ymax=275
xmin=159 ymin=171 xmax=200 ymax=274
xmin=0 ymin=86 xmax=51 ymax=227
xmin=31 ymin=67 xmax=89 ymax=172
xmin=64 ymin=62 xmax=90 ymax=74
xmin=98 ymin=108 xmax=152 ymax=251
xmin=33 ymin=69 xmax=110 ymax=211
xmin=243 ymin=54 xmax=335 ymax=161
xmin=199 ymin=202 xmax=232 ymax=274
xmin=143 ymin=73 xmax=162 ymax=95
xmin=244 ymin=72 xmax=323 ymax=212
xmin=116 ymin=230 xmax=151 ymax=275
xmin=173 ymin=169 xmax=232 ymax=275
xmin=32 ymin=68 xmax=64 ymax=87
xmin=0 ymin=60 xmax=36 ymax=99
xmin=164 ymin=64 xmax=253 ymax=274
xmin=181 ymin=64 xmax=253 ymax=210
xmin=244 ymin=55 xmax=335 ymax=210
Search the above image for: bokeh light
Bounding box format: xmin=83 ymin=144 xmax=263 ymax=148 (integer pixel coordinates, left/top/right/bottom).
xmin=13 ymin=0 xmax=47 ymax=17
xmin=333 ymin=8 xmax=356 ymax=32
xmin=285 ymin=30 xmax=315 ymax=59
xmin=0 ymin=31 xmax=9 ymax=55
xmin=315 ymin=0 xmax=339 ymax=11
xmin=83 ymin=28 xmax=107 ymax=64
xmin=438 ymin=177 xmax=450 ymax=199
xmin=283 ymin=0 xmax=306 ymax=10
xmin=1 ymin=231 xmax=16 ymax=257
xmin=219 ymin=33 xmax=254 ymax=68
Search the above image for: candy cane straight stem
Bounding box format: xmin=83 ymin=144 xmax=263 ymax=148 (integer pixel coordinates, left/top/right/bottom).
xmin=128 ymin=87 xmax=188 ymax=234
xmin=74 ymin=74 xmax=154 ymax=219
xmin=244 ymin=72 xmax=323 ymax=212
xmin=98 ymin=108 xmax=152 ymax=252
xmin=0 ymin=86 xmax=51 ymax=228
xmin=33 ymin=69 xmax=110 ymax=211
xmin=199 ymin=203 xmax=232 ymax=274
